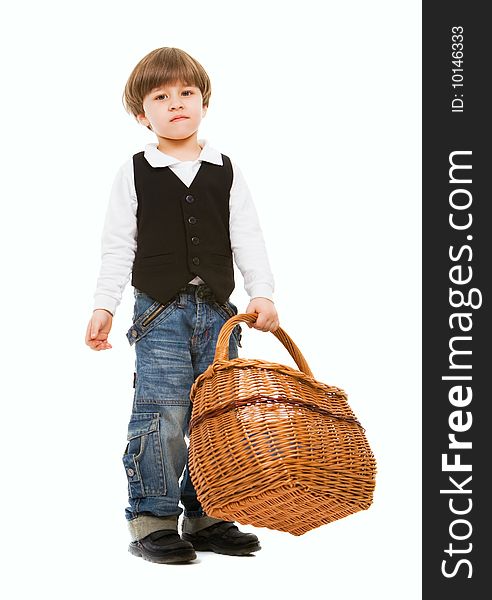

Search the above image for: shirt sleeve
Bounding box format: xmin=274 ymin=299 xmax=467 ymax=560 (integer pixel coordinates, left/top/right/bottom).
xmin=229 ymin=161 xmax=275 ymax=301
xmin=92 ymin=159 xmax=137 ymax=315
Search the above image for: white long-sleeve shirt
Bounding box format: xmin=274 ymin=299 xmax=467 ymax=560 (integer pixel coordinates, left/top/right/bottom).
xmin=93 ymin=139 xmax=275 ymax=315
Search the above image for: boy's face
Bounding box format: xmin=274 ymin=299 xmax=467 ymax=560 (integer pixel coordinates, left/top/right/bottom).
xmin=137 ymin=81 xmax=207 ymax=141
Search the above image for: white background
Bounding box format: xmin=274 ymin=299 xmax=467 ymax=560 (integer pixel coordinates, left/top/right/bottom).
xmin=1 ymin=1 xmax=421 ymax=598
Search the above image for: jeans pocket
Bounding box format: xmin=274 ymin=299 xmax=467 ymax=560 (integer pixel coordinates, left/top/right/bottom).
xmin=211 ymin=300 xmax=242 ymax=348
xmin=122 ymin=412 xmax=166 ymax=497
xmin=126 ymin=292 xmax=178 ymax=346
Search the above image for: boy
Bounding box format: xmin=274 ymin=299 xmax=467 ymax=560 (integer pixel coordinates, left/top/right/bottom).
xmin=85 ymin=47 xmax=279 ymax=564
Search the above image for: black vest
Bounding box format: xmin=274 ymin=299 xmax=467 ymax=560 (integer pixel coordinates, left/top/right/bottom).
xmin=131 ymin=151 xmax=235 ymax=305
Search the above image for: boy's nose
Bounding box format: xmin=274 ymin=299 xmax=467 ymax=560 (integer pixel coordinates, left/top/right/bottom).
xmin=169 ymin=96 xmax=184 ymax=110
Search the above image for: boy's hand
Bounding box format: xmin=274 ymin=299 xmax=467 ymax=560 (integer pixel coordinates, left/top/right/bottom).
xmin=85 ymin=309 xmax=113 ymax=351
xmin=245 ymin=297 xmax=279 ymax=332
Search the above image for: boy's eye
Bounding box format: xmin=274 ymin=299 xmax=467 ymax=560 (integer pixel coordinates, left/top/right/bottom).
xmin=155 ymin=90 xmax=193 ymax=100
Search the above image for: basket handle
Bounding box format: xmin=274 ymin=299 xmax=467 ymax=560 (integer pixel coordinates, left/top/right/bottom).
xmin=214 ymin=313 xmax=315 ymax=379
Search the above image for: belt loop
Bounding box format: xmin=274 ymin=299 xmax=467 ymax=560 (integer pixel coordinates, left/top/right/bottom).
xmin=177 ymin=289 xmax=186 ymax=308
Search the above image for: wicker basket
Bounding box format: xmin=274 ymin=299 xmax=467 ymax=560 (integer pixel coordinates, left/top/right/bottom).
xmin=188 ymin=313 xmax=377 ymax=536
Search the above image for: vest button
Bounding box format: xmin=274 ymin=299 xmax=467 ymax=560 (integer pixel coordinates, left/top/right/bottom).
xmin=191 ymin=236 xmax=200 ymax=245
xmin=185 ymin=194 xmax=195 ymax=203
xmin=192 ymin=257 xmax=200 ymax=265
xmin=188 ymin=216 xmax=197 ymax=224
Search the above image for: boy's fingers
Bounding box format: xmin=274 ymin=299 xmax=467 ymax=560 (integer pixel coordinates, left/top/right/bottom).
xmin=90 ymin=320 xmax=99 ymax=338
xmin=90 ymin=340 xmax=112 ymax=351
xmin=95 ymin=342 xmax=112 ymax=350
xmin=251 ymin=317 xmax=278 ymax=332
xmin=85 ymin=319 xmax=98 ymax=341
xmin=85 ymin=323 xmax=94 ymax=345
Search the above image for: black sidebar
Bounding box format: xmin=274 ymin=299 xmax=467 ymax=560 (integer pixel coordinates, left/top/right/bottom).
xmin=423 ymin=2 xmax=490 ymax=598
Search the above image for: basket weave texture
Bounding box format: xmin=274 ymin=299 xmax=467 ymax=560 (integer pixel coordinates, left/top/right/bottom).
xmin=189 ymin=313 xmax=377 ymax=536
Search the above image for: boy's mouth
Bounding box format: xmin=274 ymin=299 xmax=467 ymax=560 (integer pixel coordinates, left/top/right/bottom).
xmin=171 ymin=116 xmax=188 ymax=122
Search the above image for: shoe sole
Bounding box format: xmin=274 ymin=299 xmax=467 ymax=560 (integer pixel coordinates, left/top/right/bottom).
xmin=182 ymin=535 xmax=261 ymax=556
xmin=128 ymin=542 xmax=196 ymax=564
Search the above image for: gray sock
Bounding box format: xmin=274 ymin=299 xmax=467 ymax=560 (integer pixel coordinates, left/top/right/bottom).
xmin=182 ymin=515 xmax=227 ymax=534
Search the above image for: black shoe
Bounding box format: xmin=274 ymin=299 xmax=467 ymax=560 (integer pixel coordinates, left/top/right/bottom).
xmin=128 ymin=529 xmax=197 ymax=564
xmin=182 ymin=521 xmax=261 ymax=556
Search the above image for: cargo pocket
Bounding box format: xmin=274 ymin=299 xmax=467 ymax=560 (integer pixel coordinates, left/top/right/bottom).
xmin=211 ymin=300 xmax=242 ymax=348
xmin=122 ymin=412 xmax=166 ymax=497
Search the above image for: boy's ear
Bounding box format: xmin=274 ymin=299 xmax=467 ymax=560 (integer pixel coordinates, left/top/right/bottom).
xmin=202 ymin=105 xmax=208 ymax=118
xmin=137 ymin=113 xmax=151 ymax=128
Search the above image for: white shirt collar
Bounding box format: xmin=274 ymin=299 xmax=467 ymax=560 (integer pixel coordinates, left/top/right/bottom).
xmin=143 ymin=138 xmax=223 ymax=168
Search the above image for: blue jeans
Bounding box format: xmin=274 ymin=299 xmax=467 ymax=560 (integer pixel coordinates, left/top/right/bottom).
xmin=122 ymin=283 xmax=242 ymax=526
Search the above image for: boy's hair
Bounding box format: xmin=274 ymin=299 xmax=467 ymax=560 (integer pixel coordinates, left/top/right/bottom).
xmin=123 ymin=47 xmax=211 ymax=124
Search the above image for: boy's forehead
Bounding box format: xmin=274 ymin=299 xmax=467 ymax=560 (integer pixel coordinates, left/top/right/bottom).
xmin=150 ymin=81 xmax=197 ymax=92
